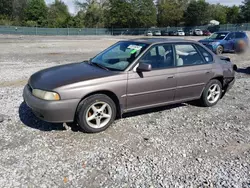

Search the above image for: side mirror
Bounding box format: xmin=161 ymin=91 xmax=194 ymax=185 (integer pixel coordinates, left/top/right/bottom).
xmin=136 ymin=62 xmax=152 ymax=72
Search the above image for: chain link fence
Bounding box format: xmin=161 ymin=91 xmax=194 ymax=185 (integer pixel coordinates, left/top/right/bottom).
xmin=0 ymin=23 xmax=250 ymax=36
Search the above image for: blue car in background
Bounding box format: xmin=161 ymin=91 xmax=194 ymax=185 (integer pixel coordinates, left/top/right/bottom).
xmin=199 ymin=31 xmax=249 ymax=54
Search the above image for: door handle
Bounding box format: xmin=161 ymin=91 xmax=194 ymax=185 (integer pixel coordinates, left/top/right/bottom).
xmin=167 ymin=75 xmax=174 ymax=79
xmin=205 ymin=71 xmax=211 ymax=74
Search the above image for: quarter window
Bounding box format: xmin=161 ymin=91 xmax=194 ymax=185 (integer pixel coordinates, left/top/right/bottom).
xmin=196 ymin=45 xmax=213 ymax=63
xmin=174 ymin=44 xmax=206 ymax=67
xmin=140 ymin=44 xmax=174 ymax=69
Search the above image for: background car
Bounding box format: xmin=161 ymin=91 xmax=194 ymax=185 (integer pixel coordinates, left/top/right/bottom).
xmin=145 ymin=31 xmax=153 ymax=36
xmin=194 ymin=29 xmax=203 ymax=36
xmin=153 ymin=30 xmax=161 ymax=36
xmin=168 ymin=31 xmax=178 ymax=36
xmin=23 ymin=39 xmax=236 ymax=133
xmin=203 ymin=30 xmax=211 ymax=36
xmin=199 ymin=31 xmax=249 ymax=54
xmin=177 ymin=30 xmax=185 ymax=36
xmin=161 ymin=30 xmax=169 ymax=36
xmin=185 ymin=30 xmax=193 ymax=36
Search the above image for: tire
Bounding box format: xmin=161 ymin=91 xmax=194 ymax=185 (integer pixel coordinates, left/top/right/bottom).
xmin=200 ymin=79 xmax=222 ymax=107
xmin=216 ymin=45 xmax=224 ymax=54
xmin=77 ymin=94 xmax=117 ymax=133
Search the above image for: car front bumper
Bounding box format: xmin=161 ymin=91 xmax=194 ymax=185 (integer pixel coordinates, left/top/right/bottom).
xmin=23 ymin=85 xmax=79 ymax=123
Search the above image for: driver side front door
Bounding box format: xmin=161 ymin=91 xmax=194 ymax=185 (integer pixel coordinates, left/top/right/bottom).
xmin=126 ymin=44 xmax=177 ymax=112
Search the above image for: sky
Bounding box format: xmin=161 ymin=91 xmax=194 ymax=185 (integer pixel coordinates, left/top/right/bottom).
xmin=45 ymin=0 xmax=242 ymax=14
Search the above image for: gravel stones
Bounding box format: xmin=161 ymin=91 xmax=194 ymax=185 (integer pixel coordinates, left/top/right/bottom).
xmin=0 ymin=35 xmax=250 ymax=187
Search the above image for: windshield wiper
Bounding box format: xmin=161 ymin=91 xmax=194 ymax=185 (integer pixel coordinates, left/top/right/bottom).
xmin=89 ymin=61 xmax=110 ymax=71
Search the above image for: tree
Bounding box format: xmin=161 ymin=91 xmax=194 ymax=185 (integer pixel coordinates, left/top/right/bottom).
xmin=184 ymin=0 xmax=210 ymax=26
xmin=104 ymin=0 xmax=134 ymax=28
xmin=240 ymin=0 xmax=250 ymax=22
xmin=67 ymin=11 xmax=85 ymax=28
xmin=225 ymin=5 xmax=240 ymax=24
xmin=24 ymin=0 xmax=48 ymax=25
xmin=0 ymin=0 xmax=13 ymax=17
xmin=157 ymin=0 xmax=183 ymax=27
xmin=47 ymin=0 xmax=71 ymax=28
xmin=208 ymin=4 xmax=227 ymax=24
xmin=84 ymin=0 xmax=104 ymax=27
xmin=12 ymin=0 xmax=28 ymax=23
xmin=104 ymin=0 xmax=156 ymax=28
xmin=130 ymin=0 xmax=157 ymax=27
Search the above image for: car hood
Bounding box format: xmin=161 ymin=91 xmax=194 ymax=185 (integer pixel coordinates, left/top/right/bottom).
xmin=29 ymin=62 xmax=116 ymax=91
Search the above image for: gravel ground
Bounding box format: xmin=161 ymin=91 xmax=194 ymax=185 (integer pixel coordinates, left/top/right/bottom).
xmin=0 ymin=34 xmax=250 ymax=188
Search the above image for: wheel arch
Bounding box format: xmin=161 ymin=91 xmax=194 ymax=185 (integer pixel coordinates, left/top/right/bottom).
xmin=200 ymin=76 xmax=224 ymax=98
xmin=75 ymin=90 xmax=122 ymax=121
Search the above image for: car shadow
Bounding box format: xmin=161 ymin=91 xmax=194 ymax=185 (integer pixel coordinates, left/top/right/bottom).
xmin=236 ymin=67 xmax=250 ymax=75
xmin=122 ymin=103 xmax=187 ymax=119
xmin=19 ymin=102 xmax=80 ymax=132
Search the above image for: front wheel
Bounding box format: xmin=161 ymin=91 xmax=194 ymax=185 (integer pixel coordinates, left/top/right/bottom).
xmin=200 ymin=79 xmax=222 ymax=107
xmin=216 ymin=45 xmax=224 ymax=54
xmin=77 ymin=94 xmax=116 ymax=133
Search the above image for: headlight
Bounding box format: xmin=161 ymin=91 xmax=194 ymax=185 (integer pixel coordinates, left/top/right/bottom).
xmin=32 ymin=89 xmax=60 ymax=101
xmin=209 ymin=42 xmax=220 ymax=46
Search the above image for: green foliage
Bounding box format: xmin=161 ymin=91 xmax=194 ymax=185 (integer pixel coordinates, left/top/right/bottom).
xmin=104 ymin=0 xmax=156 ymax=28
xmin=240 ymin=0 xmax=250 ymax=22
xmin=84 ymin=0 xmax=104 ymax=27
xmin=104 ymin=0 xmax=134 ymax=28
xmin=0 ymin=0 xmax=249 ymax=28
xmin=157 ymin=0 xmax=183 ymax=27
xmin=0 ymin=0 xmax=13 ymax=17
xmin=131 ymin=0 xmax=157 ymax=27
xmin=25 ymin=0 xmax=48 ymax=25
xmin=226 ymin=6 xmax=240 ymax=24
xmin=47 ymin=0 xmax=71 ymax=28
xmin=185 ymin=0 xmax=210 ymax=26
xmin=208 ymin=4 xmax=227 ymax=24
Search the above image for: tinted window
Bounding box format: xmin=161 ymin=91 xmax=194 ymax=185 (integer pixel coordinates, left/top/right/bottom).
xmin=174 ymin=44 xmax=205 ymax=67
xmin=235 ymin=32 xmax=246 ymax=39
xmin=225 ymin=33 xmax=235 ymax=40
xmin=140 ymin=44 xmax=174 ymax=69
xmin=196 ymin=45 xmax=213 ymax=63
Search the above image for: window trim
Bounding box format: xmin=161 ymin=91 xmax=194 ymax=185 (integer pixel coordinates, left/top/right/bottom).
xmin=133 ymin=43 xmax=176 ymax=71
xmin=193 ymin=44 xmax=214 ymax=64
xmin=173 ymin=43 xmax=212 ymax=68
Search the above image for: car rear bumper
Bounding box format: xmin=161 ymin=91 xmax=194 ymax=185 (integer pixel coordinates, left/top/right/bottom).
xmin=23 ymin=85 xmax=79 ymax=123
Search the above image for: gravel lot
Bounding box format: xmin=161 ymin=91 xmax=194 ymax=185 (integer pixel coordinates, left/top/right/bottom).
xmin=0 ymin=34 xmax=250 ymax=188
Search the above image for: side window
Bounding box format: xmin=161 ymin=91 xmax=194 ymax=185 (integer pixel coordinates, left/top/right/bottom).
xmin=235 ymin=32 xmax=246 ymax=39
xmin=225 ymin=33 xmax=235 ymax=40
xmin=174 ymin=44 xmax=205 ymax=67
xmin=140 ymin=44 xmax=174 ymax=69
xmin=195 ymin=45 xmax=213 ymax=63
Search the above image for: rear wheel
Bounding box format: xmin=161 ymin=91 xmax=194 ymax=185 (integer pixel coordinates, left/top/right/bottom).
xmin=216 ymin=45 xmax=224 ymax=54
xmin=77 ymin=94 xmax=116 ymax=133
xmin=201 ymin=79 xmax=222 ymax=107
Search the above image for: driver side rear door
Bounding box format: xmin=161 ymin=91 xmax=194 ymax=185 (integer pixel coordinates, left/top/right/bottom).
xmin=174 ymin=43 xmax=213 ymax=101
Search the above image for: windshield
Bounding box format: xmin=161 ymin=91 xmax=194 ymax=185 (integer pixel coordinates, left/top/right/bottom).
xmin=91 ymin=41 xmax=149 ymax=71
xmin=209 ymin=32 xmax=228 ymax=40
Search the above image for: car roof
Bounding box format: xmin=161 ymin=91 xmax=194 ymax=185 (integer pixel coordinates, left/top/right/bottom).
xmin=127 ymin=38 xmax=195 ymax=44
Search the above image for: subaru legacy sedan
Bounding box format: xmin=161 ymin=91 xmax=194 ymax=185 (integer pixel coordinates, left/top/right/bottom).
xmin=23 ymin=38 xmax=236 ymax=133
